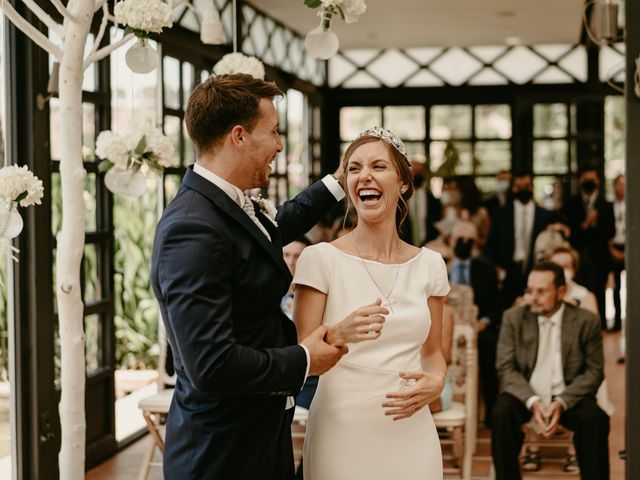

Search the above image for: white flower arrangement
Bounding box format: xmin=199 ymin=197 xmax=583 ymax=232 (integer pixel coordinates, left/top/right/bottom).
xmin=114 ymin=0 xmax=173 ymax=36
xmin=251 ymin=196 xmax=278 ymax=225
xmin=304 ymin=0 xmax=367 ymax=24
xmin=96 ymin=123 xmax=178 ymax=174
xmin=0 ymin=165 xmax=44 ymax=207
xmin=213 ymin=53 xmax=266 ymax=80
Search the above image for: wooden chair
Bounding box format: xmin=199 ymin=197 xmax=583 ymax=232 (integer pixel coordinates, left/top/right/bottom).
xmin=137 ymin=317 xmax=175 ymax=480
xmin=292 ymin=406 xmax=309 ymax=469
xmin=433 ymin=322 xmax=478 ymax=480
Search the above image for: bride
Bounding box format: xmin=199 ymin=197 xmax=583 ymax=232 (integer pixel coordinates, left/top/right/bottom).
xmin=292 ymin=127 xmax=450 ymax=480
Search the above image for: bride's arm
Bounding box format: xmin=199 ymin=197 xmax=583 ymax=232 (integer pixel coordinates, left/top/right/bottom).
xmin=294 ymin=286 xmax=387 ymax=347
xmin=420 ymin=296 xmax=448 ymax=376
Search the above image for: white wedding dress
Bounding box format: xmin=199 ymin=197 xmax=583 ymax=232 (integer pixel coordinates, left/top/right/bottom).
xmin=292 ymin=243 xmax=450 ymax=480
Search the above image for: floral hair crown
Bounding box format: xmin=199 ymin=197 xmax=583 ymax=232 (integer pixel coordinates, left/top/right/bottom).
xmin=358 ymin=127 xmax=410 ymax=165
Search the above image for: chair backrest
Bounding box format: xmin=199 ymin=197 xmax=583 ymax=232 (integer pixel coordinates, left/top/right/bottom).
xmin=448 ymin=322 xmax=478 ymax=442
xmin=446 ymin=284 xmax=476 ymax=326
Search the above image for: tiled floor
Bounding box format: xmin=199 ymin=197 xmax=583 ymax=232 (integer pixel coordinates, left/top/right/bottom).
xmin=87 ymin=332 xmax=627 ymax=480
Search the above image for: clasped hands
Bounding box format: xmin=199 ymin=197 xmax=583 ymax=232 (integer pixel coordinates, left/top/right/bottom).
xmin=531 ymin=399 xmax=564 ymax=438
xmin=382 ymin=371 xmax=445 ymax=421
xmin=325 ymin=298 xmax=389 ymax=347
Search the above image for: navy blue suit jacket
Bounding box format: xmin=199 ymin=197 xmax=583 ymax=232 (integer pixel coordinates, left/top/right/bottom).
xmin=151 ymin=167 xmax=339 ymax=479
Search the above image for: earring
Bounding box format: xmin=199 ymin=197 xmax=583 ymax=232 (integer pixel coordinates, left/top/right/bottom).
xmin=400 ymin=186 xmax=407 ymax=193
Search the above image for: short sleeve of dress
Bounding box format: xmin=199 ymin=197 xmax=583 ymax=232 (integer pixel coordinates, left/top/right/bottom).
xmin=430 ymin=250 xmax=451 ymax=297
xmin=292 ymin=244 xmax=330 ymax=294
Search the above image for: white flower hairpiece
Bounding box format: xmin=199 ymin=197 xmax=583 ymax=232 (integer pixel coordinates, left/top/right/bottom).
xmin=358 ymin=126 xmax=410 ymax=164
xmin=251 ymin=195 xmax=278 ymax=226
xmin=213 ymin=53 xmax=265 ymax=80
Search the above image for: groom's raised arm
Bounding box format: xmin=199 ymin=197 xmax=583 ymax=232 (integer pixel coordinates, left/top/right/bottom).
xmin=155 ymin=219 xmax=307 ymax=395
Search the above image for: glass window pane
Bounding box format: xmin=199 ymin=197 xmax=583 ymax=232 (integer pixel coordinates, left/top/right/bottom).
xmin=85 ymin=314 xmax=102 ymax=372
xmin=82 ymin=103 xmax=96 ymax=162
xmin=383 ymin=106 xmax=425 ymax=140
xmin=475 ymin=176 xmax=498 ymax=197
xmin=475 ymin=105 xmax=511 ymax=139
xmin=429 ymin=141 xmax=472 ymax=175
xmin=533 ymin=103 xmax=568 ymax=138
xmin=604 ymin=96 xmax=625 ymax=189
xmin=340 ymin=107 xmax=382 ymax=140
xmin=533 ymin=140 xmax=569 ymax=174
xmin=183 ymin=122 xmax=195 ymax=166
xmin=475 ymin=141 xmax=511 ymax=174
xmin=50 ymin=97 xmax=61 ymax=161
xmin=182 ymin=62 xmax=194 ymax=108
xmin=430 ymin=105 xmax=472 ymax=139
xmin=163 ymin=56 xmax=181 ymax=110
xmin=84 ymin=173 xmax=97 ymax=232
xmin=164 ymin=175 xmax=182 ymax=205
xmin=51 ymin=173 xmax=62 ymax=236
xmin=82 ymin=34 xmax=97 ymax=92
xmin=404 ymin=142 xmax=425 ymax=159
xmin=533 ymin=175 xmax=559 ymax=204
xmin=83 ymin=243 xmax=101 ymax=304
xmin=163 ymin=116 xmax=182 ymax=168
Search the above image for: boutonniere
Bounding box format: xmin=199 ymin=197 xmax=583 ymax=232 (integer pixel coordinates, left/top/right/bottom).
xmin=251 ymin=196 xmax=278 ymax=226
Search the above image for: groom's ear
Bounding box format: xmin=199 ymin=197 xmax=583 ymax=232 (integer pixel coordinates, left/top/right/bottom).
xmin=230 ymin=125 xmax=246 ymax=147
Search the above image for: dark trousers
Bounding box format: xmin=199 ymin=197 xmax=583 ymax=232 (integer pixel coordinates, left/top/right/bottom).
xmin=478 ymin=327 xmax=499 ymax=426
xmin=491 ymin=392 xmax=609 ymax=480
xmin=593 ymin=267 xmax=610 ymax=331
xmin=611 ymin=244 xmax=625 ymax=330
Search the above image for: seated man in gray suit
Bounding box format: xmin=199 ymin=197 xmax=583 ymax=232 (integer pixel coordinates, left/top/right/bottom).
xmin=491 ymin=262 xmax=609 ymax=480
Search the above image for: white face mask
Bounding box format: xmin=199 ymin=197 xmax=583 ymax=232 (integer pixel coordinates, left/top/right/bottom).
xmin=440 ymin=191 xmax=452 ymax=206
xmin=563 ymin=269 xmax=574 ymax=285
xmin=497 ymin=180 xmax=510 ymax=193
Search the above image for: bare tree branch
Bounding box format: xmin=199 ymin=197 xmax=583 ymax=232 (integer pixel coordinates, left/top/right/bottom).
xmin=0 ymin=2 xmax=63 ymax=59
xmin=87 ymin=2 xmax=110 ymax=60
xmin=84 ymin=32 xmax=135 ymax=70
xmin=22 ymin=0 xmax=62 ymax=35
xmin=50 ymin=0 xmax=76 ymax=22
xmin=94 ymin=0 xmax=108 ymax=13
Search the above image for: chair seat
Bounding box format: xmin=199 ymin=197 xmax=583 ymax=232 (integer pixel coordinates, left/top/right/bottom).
xmin=432 ymin=401 xmax=466 ymax=425
xmin=138 ymin=388 xmax=174 ymax=413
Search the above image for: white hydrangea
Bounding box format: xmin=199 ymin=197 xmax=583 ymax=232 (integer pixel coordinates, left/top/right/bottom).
xmin=319 ymin=0 xmax=366 ymax=23
xmin=213 ymin=53 xmax=265 ymax=80
xmin=114 ymin=0 xmax=173 ymax=34
xmin=0 ymin=165 xmax=45 ymax=207
xmin=143 ymin=125 xmax=178 ymax=168
xmin=96 ymin=130 xmax=130 ymax=169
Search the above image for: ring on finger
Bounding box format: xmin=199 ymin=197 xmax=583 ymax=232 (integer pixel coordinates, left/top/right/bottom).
xmin=369 ymin=323 xmax=375 ymax=333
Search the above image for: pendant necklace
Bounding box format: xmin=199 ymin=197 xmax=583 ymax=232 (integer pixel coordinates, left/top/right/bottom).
xmin=353 ymin=237 xmax=401 ymax=312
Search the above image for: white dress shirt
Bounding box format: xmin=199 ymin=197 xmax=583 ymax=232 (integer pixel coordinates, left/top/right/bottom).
xmin=513 ymin=200 xmax=535 ymax=264
xmin=526 ymin=304 xmax=567 ymax=410
xmin=193 ymin=163 xmax=345 ymax=407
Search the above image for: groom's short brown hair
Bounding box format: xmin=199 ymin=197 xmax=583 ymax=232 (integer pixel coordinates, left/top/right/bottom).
xmin=185 ymin=74 xmax=282 ymax=155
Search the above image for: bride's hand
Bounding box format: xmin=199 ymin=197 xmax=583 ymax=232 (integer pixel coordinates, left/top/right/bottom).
xmin=325 ymin=298 xmax=388 ymax=347
xmin=382 ymin=371 xmax=445 ymax=421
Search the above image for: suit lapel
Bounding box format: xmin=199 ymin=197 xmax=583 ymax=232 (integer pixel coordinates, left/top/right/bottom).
xmin=253 ymin=203 xmax=283 ymax=249
xmin=182 ymin=168 xmax=290 ymax=279
xmin=560 ymin=303 xmax=574 ymax=367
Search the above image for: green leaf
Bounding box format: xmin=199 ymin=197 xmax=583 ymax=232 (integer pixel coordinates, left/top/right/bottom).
xmin=135 ymin=135 xmax=147 ymax=156
xmin=15 ymin=191 xmax=28 ymax=203
xmin=98 ymin=159 xmax=113 ymax=173
xmin=304 ymin=0 xmax=323 ymax=8
xmin=336 ymin=5 xmax=346 ymax=21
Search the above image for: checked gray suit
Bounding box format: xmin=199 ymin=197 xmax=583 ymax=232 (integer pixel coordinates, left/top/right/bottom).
xmin=492 ymin=302 xmax=609 ymax=480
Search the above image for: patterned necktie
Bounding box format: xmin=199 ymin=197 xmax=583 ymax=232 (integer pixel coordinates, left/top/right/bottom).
xmin=530 ymin=317 xmax=555 ymax=407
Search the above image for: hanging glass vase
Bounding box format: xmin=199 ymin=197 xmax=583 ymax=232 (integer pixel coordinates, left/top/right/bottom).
xmin=305 ymin=8 xmax=340 ymax=60
xmin=0 ymin=200 xmax=24 ymax=239
xmin=104 ymin=168 xmax=147 ymax=198
xmin=125 ymin=37 xmax=159 ymax=74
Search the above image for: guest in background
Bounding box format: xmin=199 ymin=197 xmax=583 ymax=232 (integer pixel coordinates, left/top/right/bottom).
xmin=533 ymin=211 xmax=572 ymax=263
xmin=484 ymin=170 xmax=512 ymax=219
xmin=486 ymin=173 xmax=549 ymax=308
xmin=449 ymin=220 xmax=502 ymax=426
xmin=281 ymin=236 xmax=313 ymax=319
xmin=563 ymin=167 xmax=615 ymax=330
xmin=549 ymin=246 xmax=599 ymax=317
xmin=609 ymin=174 xmax=625 ymax=332
xmin=406 ymin=157 xmax=441 ymax=246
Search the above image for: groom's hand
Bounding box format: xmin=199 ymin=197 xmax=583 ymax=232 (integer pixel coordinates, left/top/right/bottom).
xmin=301 ymin=325 xmax=348 ymax=376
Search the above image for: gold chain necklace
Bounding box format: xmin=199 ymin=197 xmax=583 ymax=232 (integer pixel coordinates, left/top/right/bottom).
xmin=353 ymin=237 xmax=401 ymax=312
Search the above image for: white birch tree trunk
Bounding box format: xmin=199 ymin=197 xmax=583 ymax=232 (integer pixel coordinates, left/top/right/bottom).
xmin=56 ymin=2 xmax=93 ymax=478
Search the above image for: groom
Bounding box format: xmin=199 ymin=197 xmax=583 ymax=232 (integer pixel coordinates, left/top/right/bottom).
xmin=151 ymin=74 xmax=351 ymax=479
